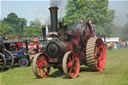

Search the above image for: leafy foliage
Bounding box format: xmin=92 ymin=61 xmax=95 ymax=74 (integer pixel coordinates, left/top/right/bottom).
xmin=0 ymin=13 xmax=42 ymax=39
xmin=64 ymin=0 xmax=115 ymax=37
xmin=24 ymin=21 xmax=42 ymax=37
xmin=3 ymin=12 xmax=27 ymax=35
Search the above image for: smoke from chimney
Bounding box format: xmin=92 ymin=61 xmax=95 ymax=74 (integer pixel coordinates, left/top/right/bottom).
xmin=34 ymin=0 xmax=66 ymax=26
xmin=50 ymin=0 xmax=66 ymax=19
xmin=50 ymin=0 xmax=63 ymax=7
xmin=34 ymin=5 xmax=51 ymax=26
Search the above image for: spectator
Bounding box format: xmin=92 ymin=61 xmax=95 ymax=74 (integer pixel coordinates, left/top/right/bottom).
xmin=113 ymin=43 xmax=117 ymax=49
xmin=88 ymin=20 xmax=96 ymax=37
xmin=109 ymin=42 xmax=113 ymax=50
xmin=77 ymin=17 xmax=86 ymax=30
xmin=1 ymin=33 xmax=7 ymax=41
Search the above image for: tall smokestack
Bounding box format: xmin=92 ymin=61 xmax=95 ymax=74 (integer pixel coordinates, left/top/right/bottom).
xmin=49 ymin=7 xmax=58 ymax=32
xmin=42 ymin=25 xmax=46 ymax=40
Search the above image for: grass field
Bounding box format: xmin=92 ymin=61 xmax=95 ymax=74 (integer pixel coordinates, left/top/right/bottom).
xmin=1 ymin=48 xmax=128 ymax=85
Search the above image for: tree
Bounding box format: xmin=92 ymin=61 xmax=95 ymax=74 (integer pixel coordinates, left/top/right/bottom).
xmin=23 ymin=20 xmax=42 ymax=37
xmin=0 ymin=20 xmax=14 ymax=39
xmin=23 ymin=26 xmax=41 ymax=37
xmin=64 ymin=0 xmax=115 ymax=37
xmin=3 ymin=12 xmax=27 ymax=35
xmin=29 ymin=18 xmax=41 ymax=28
xmin=3 ymin=13 xmax=19 ymax=33
xmin=19 ymin=18 xmax=27 ymax=35
xmin=1 ymin=12 xmax=43 ymax=38
xmin=3 ymin=12 xmax=19 ymax=24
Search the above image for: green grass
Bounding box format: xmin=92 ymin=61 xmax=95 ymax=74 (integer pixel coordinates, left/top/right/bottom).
xmin=1 ymin=48 xmax=128 ymax=85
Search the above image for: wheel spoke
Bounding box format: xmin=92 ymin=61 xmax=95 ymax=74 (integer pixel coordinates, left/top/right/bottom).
xmin=72 ymin=55 xmax=75 ymax=60
xmin=95 ymin=45 xmax=103 ymax=57
xmin=42 ymin=69 xmax=45 ymax=76
xmin=97 ymin=56 xmax=102 ymax=61
xmin=73 ymin=67 xmax=76 ymax=73
xmin=69 ymin=67 xmax=73 ymax=73
xmin=98 ymin=45 xmax=102 ymax=50
xmin=43 ymin=68 xmax=46 ymax=74
xmin=68 ymin=57 xmax=72 ymax=62
xmin=97 ymin=50 xmax=103 ymax=61
xmin=72 ymin=56 xmax=76 ymax=62
xmin=67 ymin=61 xmax=72 ymax=68
xmin=37 ymin=69 xmax=41 ymax=75
xmin=97 ymin=61 xmax=103 ymax=68
xmin=95 ymin=47 xmax=98 ymax=57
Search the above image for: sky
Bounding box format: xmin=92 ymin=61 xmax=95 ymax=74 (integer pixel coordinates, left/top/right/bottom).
xmin=108 ymin=1 xmax=128 ymax=26
xmin=0 ymin=0 xmax=128 ymax=26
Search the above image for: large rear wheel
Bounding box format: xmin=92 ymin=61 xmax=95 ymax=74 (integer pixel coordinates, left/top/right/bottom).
xmin=32 ymin=53 xmax=50 ymax=78
xmin=62 ymin=51 xmax=80 ymax=78
xmin=0 ymin=53 xmax=6 ymax=70
xmin=4 ymin=50 xmax=14 ymax=68
xmin=86 ymin=37 xmax=106 ymax=71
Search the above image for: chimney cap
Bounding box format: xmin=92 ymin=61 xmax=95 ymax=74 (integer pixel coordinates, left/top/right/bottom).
xmin=49 ymin=7 xmax=58 ymax=12
xmin=42 ymin=25 xmax=46 ymax=28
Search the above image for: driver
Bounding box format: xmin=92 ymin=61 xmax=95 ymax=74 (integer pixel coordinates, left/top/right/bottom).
xmin=88 ymin=20 xmax=96 ymax=37
xmin=77 ymin=17 xmax=86 ymax=30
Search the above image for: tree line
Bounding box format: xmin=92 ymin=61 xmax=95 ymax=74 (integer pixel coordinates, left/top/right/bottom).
xmin=0 ymin=12 xmax=42 ymax=39
xmin=0 ymin=0 xmax=128 ymax=41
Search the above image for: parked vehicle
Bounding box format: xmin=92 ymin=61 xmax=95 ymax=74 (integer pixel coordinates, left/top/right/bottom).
xmin=3 ymin=40 xmax=31 ymax=67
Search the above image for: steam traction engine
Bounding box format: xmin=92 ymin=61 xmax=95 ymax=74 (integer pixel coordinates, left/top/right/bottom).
xmin=32 ymin=7 xmax=106 ymax=78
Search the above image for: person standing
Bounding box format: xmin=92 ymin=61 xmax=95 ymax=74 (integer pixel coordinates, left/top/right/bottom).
xmin=77 ymin=17 xmax=86 ymax=30
xmin=88 ymin=20 xmax=96 ymax=37
xmin=1 ymin=33 xmax=7 ymax=40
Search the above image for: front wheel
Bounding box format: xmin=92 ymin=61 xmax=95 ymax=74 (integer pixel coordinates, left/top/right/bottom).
xmin=32 ymin=53 xmax=50 ymax=78
xmin=18 ymin=58 xmax=29 ymax=67
xmin=62 ymin=51 xmax=80 ymax=78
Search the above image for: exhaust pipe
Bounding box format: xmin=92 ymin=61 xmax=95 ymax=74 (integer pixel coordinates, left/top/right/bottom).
xmin=42 ymin=25 xmax=47 ymax=51
xmin=49 ymin=7 xmax=58 ymax=32
xmin=42 ymin=25 xmax=46 ymax=40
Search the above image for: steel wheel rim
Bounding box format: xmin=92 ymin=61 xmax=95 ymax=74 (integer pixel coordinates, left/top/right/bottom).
xmin=0 ymin=53 xmax=6 ymax=70
xmin=63 ymin=51 xmax=80 ymax=78
xmin=94 ymin=38 xmax=105 ymax=71
xmin=67 ymin=53 xmax=80 ymax=78
xmin=36 ymin=55 xmax=50 ymax=78
xmin=18 ymin=58 xmax=28 ymax=67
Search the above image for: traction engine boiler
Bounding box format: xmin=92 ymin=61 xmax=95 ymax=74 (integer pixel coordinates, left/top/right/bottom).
xmin=32 ymin=7 xmax=106 ymax=78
